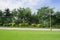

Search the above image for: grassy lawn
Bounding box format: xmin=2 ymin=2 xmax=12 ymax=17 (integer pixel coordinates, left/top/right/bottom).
xmin=0 ymin=30 xmax=60 ymax=40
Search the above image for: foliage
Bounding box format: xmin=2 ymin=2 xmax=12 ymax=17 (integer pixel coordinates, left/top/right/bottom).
xmin=9 ymin=22 xmax=15 ymax=27
xmin=31 ymin=24 xmax=36 ymax=27
xmin=19 ymin=23 xmax=29 ymax=27
xmin=36 ymin=24 xmax=42 ymax=28
xmin=0 ymin=7 xmax=60 ymax=28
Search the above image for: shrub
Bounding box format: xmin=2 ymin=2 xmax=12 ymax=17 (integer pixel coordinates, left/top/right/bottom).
xmin=31 ymin=24 xmax=36 ymax=27
xmin=24 ymin=23 xmax=29 ymax=26
xmin=36 ymin=24 xmax=42 ymax=28
xmin=19 ymin=23 xmax=29 ymax=27
xmin=52 ymin=24 xmax=60 ymax=28
xmin=0 ymin=23 xmax=2 ymax=26
xmin=19 ymin=23 xmax=22 ymax=27
xmin=9 ymin=22 xmax=15 ymax=27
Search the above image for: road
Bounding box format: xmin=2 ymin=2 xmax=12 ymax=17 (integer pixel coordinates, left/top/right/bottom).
xmin=0 ymin=27 xmax=60 ymax=31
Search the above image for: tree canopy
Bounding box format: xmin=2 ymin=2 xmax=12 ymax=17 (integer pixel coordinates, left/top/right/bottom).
xmin=0 ymin=7 xmax=60 ymax=28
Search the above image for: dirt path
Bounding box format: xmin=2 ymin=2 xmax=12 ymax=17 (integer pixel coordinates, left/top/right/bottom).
xmin=0 ymin=27 xmax=60 ymax=31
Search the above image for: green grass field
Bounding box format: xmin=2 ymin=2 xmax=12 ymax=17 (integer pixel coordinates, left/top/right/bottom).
xmin=0 ymin=30 xmax=60 ymax=40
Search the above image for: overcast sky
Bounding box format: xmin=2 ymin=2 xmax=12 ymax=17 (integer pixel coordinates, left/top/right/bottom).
xmin=0 ymin=0 xmax=60 ymax=12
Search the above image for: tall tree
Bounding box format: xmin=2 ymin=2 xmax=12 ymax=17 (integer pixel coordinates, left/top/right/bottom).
xmin=17 ymin=7 xmax=31 ymax=24
xmin=0 ymin=10 xmax=3 ymax=26
xmin=37 ymin=7 xmax=54 ymax=27
xmin=55 ymin=12 xmax=60 ymax=24
xmin=3 ymin=8 xmax=12 ymax=26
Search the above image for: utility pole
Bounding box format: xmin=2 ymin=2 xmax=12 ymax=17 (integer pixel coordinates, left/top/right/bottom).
xmin=49 ymin=10 xmax=52 ymax=31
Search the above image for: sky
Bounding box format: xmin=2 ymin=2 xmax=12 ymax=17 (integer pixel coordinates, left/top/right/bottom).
xmin=0 ymin=0 xmax=60 ymax=12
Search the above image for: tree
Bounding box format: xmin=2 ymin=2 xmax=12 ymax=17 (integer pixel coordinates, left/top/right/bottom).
xmin=37 ymin=7 xmax=54 ymax=30
xmin=3 ymin=8 xmax=12 ymax=26
xmin=17 ymin=7 xmax=31 ymax=24
xmin=11 ymin=9 xmax=18 ymax=23
xmin=29 ymin=13 xmax=39 ymax=24
xmin=23 ymin=8 xmax=31 ymax=24
xmin=54 ymin=12 xmax=60 ymax=24
xmin=0 ymin=10 xmax=3 ymax=26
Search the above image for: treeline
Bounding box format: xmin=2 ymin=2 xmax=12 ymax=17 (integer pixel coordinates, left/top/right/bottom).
xmin=0 ymin=7 xmax=60 ymax=28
